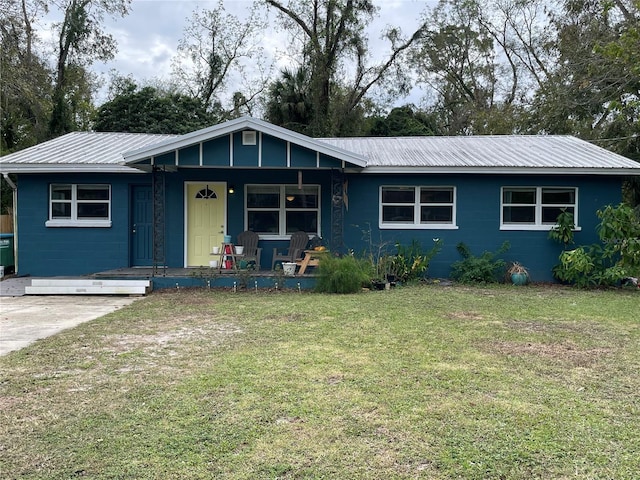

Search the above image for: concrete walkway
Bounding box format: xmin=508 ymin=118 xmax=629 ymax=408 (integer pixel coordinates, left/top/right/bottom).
xmin=0 ymin=278 xmax=142 ymax=355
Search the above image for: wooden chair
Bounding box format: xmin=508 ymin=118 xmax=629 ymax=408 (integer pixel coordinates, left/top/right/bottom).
xmin=236 ymin=230 xmax=262 ymax=270
xmin=271 ymin=231 xmax=309 ymax=270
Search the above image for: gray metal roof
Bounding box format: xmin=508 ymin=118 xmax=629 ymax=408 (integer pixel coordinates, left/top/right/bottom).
xmin=318 ymin=135 xmax=640 ymax=174
xmin=0 ymin=132 xmax=176 ymax=173
xmin=1 ymin=126 xmax=639 ymax=175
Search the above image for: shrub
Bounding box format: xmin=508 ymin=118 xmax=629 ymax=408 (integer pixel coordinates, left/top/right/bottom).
xmin=450 ymin=241 xmax=510 ymax=284
xmin=391 ymin=239 xmax=443 ymax=283
xmin=315 ymin=255 xmax=371 ymax=294
xmin=552 ymin=203 xmax=640 ymax=287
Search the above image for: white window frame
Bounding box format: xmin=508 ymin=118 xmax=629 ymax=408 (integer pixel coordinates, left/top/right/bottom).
xmin=500 ymin=186 xmax=580 ymax=231
xmin=379 ymin=186 xmax=458 ymax=230
xmin=245 ymin=184 xmax=321 ymax=239
xmin=46 ymin=184 xmax=112 ymax=228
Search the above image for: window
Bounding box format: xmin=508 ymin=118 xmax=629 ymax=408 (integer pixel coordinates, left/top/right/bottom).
xmin=246 ymin=184 xmax=319 ymax=236
xmin=380 ymin=186 xmax=457 ymax=229
xmin=47 ymin=184 xmax=111 ymax=227
xmin=501 ymin=187 xmax=578 ymax=230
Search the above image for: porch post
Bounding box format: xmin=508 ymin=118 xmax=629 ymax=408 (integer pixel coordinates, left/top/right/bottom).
xmin=330 ymin=169 xmax=345 ymax=255
xmin=152 ymin=166 xmax=166 ymax=276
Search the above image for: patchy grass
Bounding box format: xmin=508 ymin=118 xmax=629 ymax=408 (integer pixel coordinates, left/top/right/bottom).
xmin=1 ymin=285 xmax=639 ymax=479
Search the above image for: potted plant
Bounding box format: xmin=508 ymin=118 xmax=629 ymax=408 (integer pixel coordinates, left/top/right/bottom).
xmin=507 ymin=262 xmax=529 ymax=285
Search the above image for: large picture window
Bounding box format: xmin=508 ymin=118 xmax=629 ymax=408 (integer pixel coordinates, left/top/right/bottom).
xmin=47 ymin=184 xmax=111 ymax=227
xmin=501 ymin=187 xmax=578 ymax=230
xmin=246 ymin=184 xmax=320 ymax=236
xmin=380 ymin=186 xmax=457 ymax=229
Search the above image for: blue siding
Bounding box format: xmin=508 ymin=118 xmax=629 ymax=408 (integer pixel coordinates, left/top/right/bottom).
xmin=262 ymin=135 xmax=287 ymax=167
xmin=202 ymin=137 xmax=230 ymax=166
xmin=154 ymin=152 xmax=175 ymax=166
xmin=233 ymin=131 xmax=259 ymax=167
xmin=16 ymin=174 xmax=139 ymax=276
xmin=178 ymin=145 xmax=200 ymax=166
xmin=290 ymin=144 xmax=317 ymax=168
xmin=342 ymin=174 xmax=624 ymax=282
xmin=15 ymin=168 xmax=624 ymax=281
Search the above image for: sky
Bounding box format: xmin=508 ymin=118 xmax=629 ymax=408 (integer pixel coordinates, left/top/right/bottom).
xmin=39 ymin=0 xmax=433 ymax=107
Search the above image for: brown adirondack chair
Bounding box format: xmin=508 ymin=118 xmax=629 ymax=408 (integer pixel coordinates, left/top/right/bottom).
xmin=236 ymin=230 xmax=262 ymax=270
xmin=271 ymin=231 xmax=309 ymax=270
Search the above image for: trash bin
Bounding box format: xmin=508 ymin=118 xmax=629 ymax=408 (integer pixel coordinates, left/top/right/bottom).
xmin=0 ymin=233 xmax=15 ymax=273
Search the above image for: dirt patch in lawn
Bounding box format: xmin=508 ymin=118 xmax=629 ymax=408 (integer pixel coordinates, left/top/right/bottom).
xmin=489 ymin=340 xmax=611 ymax=366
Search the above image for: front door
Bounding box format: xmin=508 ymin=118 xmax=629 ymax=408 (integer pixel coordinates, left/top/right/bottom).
xmin=186 ymin=182 xmax=226 ymax=267
xmin=131 ymin=185 xmax=153 ymax=266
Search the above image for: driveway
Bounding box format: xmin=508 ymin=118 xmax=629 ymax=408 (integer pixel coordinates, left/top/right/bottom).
xmin=0 ymin=278 xmax=141 ymax=355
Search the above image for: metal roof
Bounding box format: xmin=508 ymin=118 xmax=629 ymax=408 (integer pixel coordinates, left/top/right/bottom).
xmin=318 ymin=135 xmax=640 ymax=175
xmin=0 ymin=132 xmax=176 ymax=173
xmin=1 ymin=126 xmax=639 ymax=175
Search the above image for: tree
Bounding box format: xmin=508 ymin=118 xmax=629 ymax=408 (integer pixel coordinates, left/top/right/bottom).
xmin=1 ymin=0 xmax=53 ymax=152
xmin=93 ymin=77 xmax=217 ymax=134
xmin=171 ymin=1 xmax=268 ymax=118
xmin=264 ymin=67 xmax=314 ymax=134
xmin=367 ymin=105 xmax=439 ymax=136
xmin=49 ymin=0 xmax=131 ymax=136
xmin=265 ymin=0 xmax=427 ymax=136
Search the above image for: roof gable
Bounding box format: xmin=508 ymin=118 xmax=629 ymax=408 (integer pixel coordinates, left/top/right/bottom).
xmin=122 ymin=116 xmax=368 ymax=169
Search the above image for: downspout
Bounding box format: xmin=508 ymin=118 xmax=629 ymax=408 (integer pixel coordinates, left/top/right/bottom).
xmin=2 ymin=173 xmax=18 ymax=274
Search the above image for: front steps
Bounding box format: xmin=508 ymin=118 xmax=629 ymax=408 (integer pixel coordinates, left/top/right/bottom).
xmin=25 ymin=279 xmax=152 ymax=296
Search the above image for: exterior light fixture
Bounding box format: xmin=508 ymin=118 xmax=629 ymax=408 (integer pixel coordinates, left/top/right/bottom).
xmin=228 ymin=185 xmax=235 ymax=194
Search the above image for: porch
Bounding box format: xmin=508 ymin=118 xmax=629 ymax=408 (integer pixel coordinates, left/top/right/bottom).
xmin=91 ymin=267 xmax=319 ymax=291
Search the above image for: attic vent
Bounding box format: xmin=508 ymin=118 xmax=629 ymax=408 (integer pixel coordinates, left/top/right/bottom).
xmin=195 ymin=186 xmax=217 ymax=199
xmin=242 ymin=130 xmax=257 ymax=145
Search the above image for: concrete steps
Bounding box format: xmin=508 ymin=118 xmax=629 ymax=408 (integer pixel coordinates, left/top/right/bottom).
xmin=25 ymin=279 xmax=152 ymax=296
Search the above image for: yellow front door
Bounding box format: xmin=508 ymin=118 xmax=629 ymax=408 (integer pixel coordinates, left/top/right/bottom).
xmin=186 ymin=182 xmax=226 ymax=267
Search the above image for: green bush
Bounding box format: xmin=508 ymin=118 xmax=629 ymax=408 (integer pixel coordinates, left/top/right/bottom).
xmin=391 ymin=239 xmax=443 ymax=284
xmin=450 ymin=241 xmax=510 ymax=284
xmin=315 ymin=255 xmax=371 ymax=294
xmin=552 ymin=203 xmax=640 ymax=287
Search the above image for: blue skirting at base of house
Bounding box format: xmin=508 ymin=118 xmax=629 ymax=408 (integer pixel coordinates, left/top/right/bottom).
xmin=91 ymin=267 xmax=318 ymax=291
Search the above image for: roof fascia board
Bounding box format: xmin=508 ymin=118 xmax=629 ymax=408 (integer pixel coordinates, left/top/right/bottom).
xmin=122 ymin=117 xmax=368 ymax=168
xmin=361 ymin=166 xmax=640 ymax=176
xmin=0 ymin=165 xmax=144 ymax=174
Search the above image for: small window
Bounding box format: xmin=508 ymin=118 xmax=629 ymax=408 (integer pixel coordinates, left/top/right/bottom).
xmin=380 ymin=186 xmax=457 ymax=229
xmin=246 ymin=184 xmax=319 ymax=236
xmin=47 ymin=184 xmax=111 ymax=227
xmin=501 ymin=187 xmax=578 ymax=230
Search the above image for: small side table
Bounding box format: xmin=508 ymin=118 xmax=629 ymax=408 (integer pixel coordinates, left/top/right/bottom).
xmin=296 ymin=250 xmax=329 ymax=274
xmin=214 ymin=243 xmax=244 ymax=272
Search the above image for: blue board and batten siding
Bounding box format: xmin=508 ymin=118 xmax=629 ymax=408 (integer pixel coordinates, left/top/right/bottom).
xmin=15 ymin=167 xmax=623 ymax=281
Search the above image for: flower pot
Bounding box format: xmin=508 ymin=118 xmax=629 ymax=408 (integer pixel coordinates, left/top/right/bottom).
xmin=223 ymin=235 xmax=232 ymax=243
xmin=212 ymin=246 xmax=220 ymax=254
xmin=511 ymin=272 xmax=528 ymax=286
xmin=282 ymin=262 xmax=297 ymax=276
xmin=209 ymin=260 xmax=219 ymax=268
xmin=235 ymin=246 xmax=244 ymax=255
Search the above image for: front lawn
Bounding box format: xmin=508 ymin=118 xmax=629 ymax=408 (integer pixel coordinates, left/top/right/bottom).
xmin=1 ymin=285 xmax=638 ymax=479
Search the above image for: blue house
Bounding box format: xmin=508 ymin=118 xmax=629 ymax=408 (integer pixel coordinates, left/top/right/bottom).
xmin=1 ymin=116 xmax=639 ymax=283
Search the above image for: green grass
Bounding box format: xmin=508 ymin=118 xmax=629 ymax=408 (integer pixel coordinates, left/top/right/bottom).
xmin=1 ymin=285 xmax=639 ymax=479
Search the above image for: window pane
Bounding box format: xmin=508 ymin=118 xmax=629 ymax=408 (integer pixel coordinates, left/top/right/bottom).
xmin=285 ymin=186 xmax=318 ymax=208
xmin=78 ymin=185 xmax=109 ymax=201
xmin=542 ymin=188 xmax=575 ymax=204
xmin=503 ymin=189 xmax=535 ymax=204
xmin=51 ymin=185 xmax=72 ymax=200
xmin=421 ymin=206 xmax=452 ymax=223
xmin=77 ymin=203 xmax=109 ymax=218
xmin=382 ymin=205 xmax=414 ymax=223
xmin=51 ymin=202 xmax=71 ymax=218
xmin=247 ymin=186 xmax=280 ymax=208
xmin=248 ymin=211 xmax=279 ymax=234
xmin=542 ymin=206 xmax=574 ymax=224
xmin=286 ymin=211 xmax=317 ymax=233
xmin=503 ymin=206 xmax=535 ymax=223
xmin=420 ymin=188 xmax=452 ymax=203
xmin=382 ymin=187 xmax=414 ymax=203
